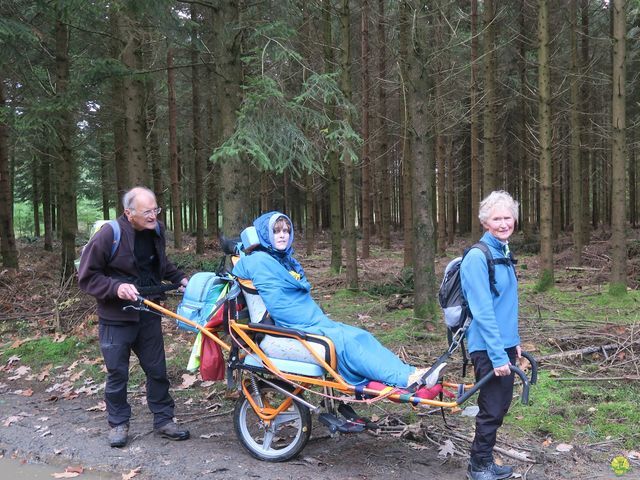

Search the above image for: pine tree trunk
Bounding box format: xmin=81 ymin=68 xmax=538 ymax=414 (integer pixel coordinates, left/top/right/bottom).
xmin=120 ymin=8 xmax=148 ymax=186
xmin=610 ymin=0 xmax=627 ymax=292
xmin=470 ymin=0 xmax=482 ymax=235
xmin=191 ymin=4 xmax=205 ymax=254
xmin=377 ymin=0 xmax=391 ymax=250
xmin=581 ymin=0 xmax=592 ymax=243
xmin=109 ymin=9 xmax=128 ymax=214
xmin=538 ymin=0 xmax=554 ymax=289
xmin=146 ymin=79 xmax=165 ymax=225
xmin=569 ymin=0 xmax=584 ymax=264
xmin=360 ymin=0 xmax=371 ymax=259
xmin=55 ymin=12 xmax=76 ymax=279
xmin=305 ymin=172 xmax=315 ymax=255
xmin=167 ymin=48 xmax=182 ymax=248
xmin=482 ymin=0 xmax=499 ymax=193
xmin=0 ymin=75 xmax=18 ymax=268
xmin=519 ymin=0 xmax=533 ymax=240
xmin=100 ymin=137 xmax=110 ymax=219
xmin=340 ymin=0 xmax=358 ymax=289
xmin=41 ymin=148 xmax=53 ymax=251
xmin=322 ymin=1 xmax=342 ymax=274
xmin=215 ymin=0 xmax=247 ymax=236
xmin=203 ymin=5 xmax=219 ymax=238
xmin=399 ymin=0 xmax=413 ymax=268
xmin=407 ymin=2 xmax=437 ymax=321
xmin=32 ymin=157 xmax=40 ymax=237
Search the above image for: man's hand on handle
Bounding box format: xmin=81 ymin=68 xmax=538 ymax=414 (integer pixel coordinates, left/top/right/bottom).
xmin=117 ymin=283 xmax=140 ymax=301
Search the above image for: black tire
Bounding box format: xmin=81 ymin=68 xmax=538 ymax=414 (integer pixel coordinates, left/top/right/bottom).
xmin=233 ymin=379 xmax=312 ymax=462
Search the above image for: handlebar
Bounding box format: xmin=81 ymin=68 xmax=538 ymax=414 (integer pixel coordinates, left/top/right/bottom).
xmin=520 ymin=350 xmax=538 ymax=385
xmin=456 ymin=352 xmax=536 ymax=406
xmin=135 ymin=282 xmax=183 ymax=298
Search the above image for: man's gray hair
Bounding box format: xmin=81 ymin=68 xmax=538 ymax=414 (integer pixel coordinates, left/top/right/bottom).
xmin=478 ymin=190 xmax=519 ymax=224
xmin=122 ymin=186 xmax=156 ymax=210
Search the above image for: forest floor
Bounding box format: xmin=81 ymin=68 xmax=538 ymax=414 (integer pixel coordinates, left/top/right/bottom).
xmin=0 ymin=230 xmax=639 ymax=480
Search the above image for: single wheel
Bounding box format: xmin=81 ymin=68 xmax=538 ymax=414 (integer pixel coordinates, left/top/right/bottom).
xmin=233 ymin=379 xmax=312 ymax=462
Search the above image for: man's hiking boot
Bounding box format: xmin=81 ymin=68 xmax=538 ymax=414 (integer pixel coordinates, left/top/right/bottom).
xmin=109 ymin=423 xmax=129 ymax=448
xmin=155 ymin=421 xmax=190 ymax=441
xmin=467 ymin=457 xmax=513 ymax=480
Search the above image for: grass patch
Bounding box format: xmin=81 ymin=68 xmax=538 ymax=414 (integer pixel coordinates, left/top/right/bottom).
xmin=507 ymin=372 xmax=640 ymax=448
xmin=1 ymin=336 xmax=91 ymax=369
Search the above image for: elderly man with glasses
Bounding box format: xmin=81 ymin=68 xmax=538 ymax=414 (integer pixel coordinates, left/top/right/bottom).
xmin=78 ymin=186 xmax=190 ymax=448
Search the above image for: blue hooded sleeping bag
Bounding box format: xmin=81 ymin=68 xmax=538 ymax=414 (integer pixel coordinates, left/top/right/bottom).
xmin=232 ymin=211 xmax=414 ymax=387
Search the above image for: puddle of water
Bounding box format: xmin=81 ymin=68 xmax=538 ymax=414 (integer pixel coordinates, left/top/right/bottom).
xmin=0 ymin=456 xmax=117 ymax=479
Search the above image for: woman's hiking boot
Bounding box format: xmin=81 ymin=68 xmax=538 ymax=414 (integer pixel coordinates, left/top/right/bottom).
xmin=467 ymin=456 xmax=513 ymax=480
xmin=154 ymin=421 xmax=190 ymax=441
xmin=108 ymin=423 xmax=129 ymax=448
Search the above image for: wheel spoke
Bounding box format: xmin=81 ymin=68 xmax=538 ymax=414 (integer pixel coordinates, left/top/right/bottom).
xmin=261 ymin=428 xmax=276 ymax=451
xmin=272 ymin=411 xmax=300 ymax=428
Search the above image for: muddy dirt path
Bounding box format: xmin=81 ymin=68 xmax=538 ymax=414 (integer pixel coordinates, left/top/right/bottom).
xmin=0 ymin=388 xmax=477 ymax=480
xmin=1 ymin=387 xmax=621 ymax=480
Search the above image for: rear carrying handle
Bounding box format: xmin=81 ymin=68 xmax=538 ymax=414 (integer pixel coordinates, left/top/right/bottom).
xmin=456 ymin=364 xmax=532 ymax=406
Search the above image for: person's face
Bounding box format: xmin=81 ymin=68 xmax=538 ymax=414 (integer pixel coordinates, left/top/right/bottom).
xmin=125 ymin=192 xmax=159 ymax=231
xmin=273 ymin=223 xmax=290 ymax=251
xmin=482 ymin=205 xmax=515 ymax=242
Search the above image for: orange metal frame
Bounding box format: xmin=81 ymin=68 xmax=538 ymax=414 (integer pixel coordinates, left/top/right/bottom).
xmin=144 ymin=297 xmax=473 ymax=411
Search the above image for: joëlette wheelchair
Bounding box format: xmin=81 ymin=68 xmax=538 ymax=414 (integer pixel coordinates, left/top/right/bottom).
xmin=133 ymin=256 xmax=537 ymax=463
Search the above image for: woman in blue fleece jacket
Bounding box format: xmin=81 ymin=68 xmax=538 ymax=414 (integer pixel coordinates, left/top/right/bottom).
xmin=232 ymin=211 xmax=441 ymax=390
xmin=461 ymin=191 xmax=522 ymax=480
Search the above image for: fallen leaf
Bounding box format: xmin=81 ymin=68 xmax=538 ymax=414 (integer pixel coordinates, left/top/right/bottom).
xmin=51 ymin=472 xmax=79 ymax=478
xmin=53 ymin=333 xmax=67 ymax=343
xmin=10 ymin=339 xmax=25 ymax=349
xmin=21 ymin=388 xmax=34 ymax=397
xmin=542 ymin=438 xmax=553 ymax=447
xmin=407 ymin=441 xmax=429 ymax=451
xmin=628 ymin=451 xmax=640 ymax=460
xmin=6 ymin=355 xmax=20 ymax=365
xmin=8 ymin=365 xmax=31 ymax=380
xmin=122 ymin=467 xmax=142 ymax=480
xmin=3 ymin=415 xmax=22 ymax=427
xmin=438 ymin=439 xmax=456 ymax=457
xmin=199 ymin=432 xmax=223 ymax=439
xmin=179 ymin=374 xmax=198 ymax=389
xmin=65 ymin=466 xmax=84 ymax=474
xmin=556 ymin=443 xmax=573 ymax=453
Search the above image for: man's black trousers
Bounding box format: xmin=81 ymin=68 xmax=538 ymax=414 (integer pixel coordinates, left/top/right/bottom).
xmin=99 ymin=311 xmax=175 ymax=428
xmin=469 ymin=347 xmax=517 ymax=461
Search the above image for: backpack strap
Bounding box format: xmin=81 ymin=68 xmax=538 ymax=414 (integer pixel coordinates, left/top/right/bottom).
xmin=465 ymin=241 xmax=500 ymax=297
xmin=107 ymin=220 xmax=121 ymax=262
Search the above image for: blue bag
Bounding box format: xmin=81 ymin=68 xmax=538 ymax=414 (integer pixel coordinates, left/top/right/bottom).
xmin=176 ymin=272 xmax=228 ymax=333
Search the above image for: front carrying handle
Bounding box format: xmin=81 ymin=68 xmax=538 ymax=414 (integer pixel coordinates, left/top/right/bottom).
xmin=457 ymin=364 xmax=531 ymax=406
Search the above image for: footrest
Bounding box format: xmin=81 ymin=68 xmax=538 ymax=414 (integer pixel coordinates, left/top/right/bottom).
xmin=318 ymin=413 xmax=366 ymax=434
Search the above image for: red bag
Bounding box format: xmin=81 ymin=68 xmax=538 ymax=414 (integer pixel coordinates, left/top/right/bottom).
xmin=200 ymin=333 xmax=225 ymax=381
xmin=199 ymin=313 xmax=226 ymax=381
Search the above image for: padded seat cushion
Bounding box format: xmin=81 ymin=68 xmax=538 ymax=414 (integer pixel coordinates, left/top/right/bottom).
xmin=259 ymin=334 xmax=327 ymax=366
xmin=243 ymin=353 xmax=325 ymax=377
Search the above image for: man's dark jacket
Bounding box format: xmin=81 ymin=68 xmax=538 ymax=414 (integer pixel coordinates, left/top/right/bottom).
xmin=78 ymin=215 xmax=184 ymax=323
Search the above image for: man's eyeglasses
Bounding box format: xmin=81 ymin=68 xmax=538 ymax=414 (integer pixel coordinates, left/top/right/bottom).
xmin=135 ymin=207 xmax=162 ymax=218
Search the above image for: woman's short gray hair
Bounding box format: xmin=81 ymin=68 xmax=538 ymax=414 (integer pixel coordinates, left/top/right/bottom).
xmin=122 ymin=186 xmax=156 ymax=210
xmin=478 ymin=190 xmax=519 ymax=224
